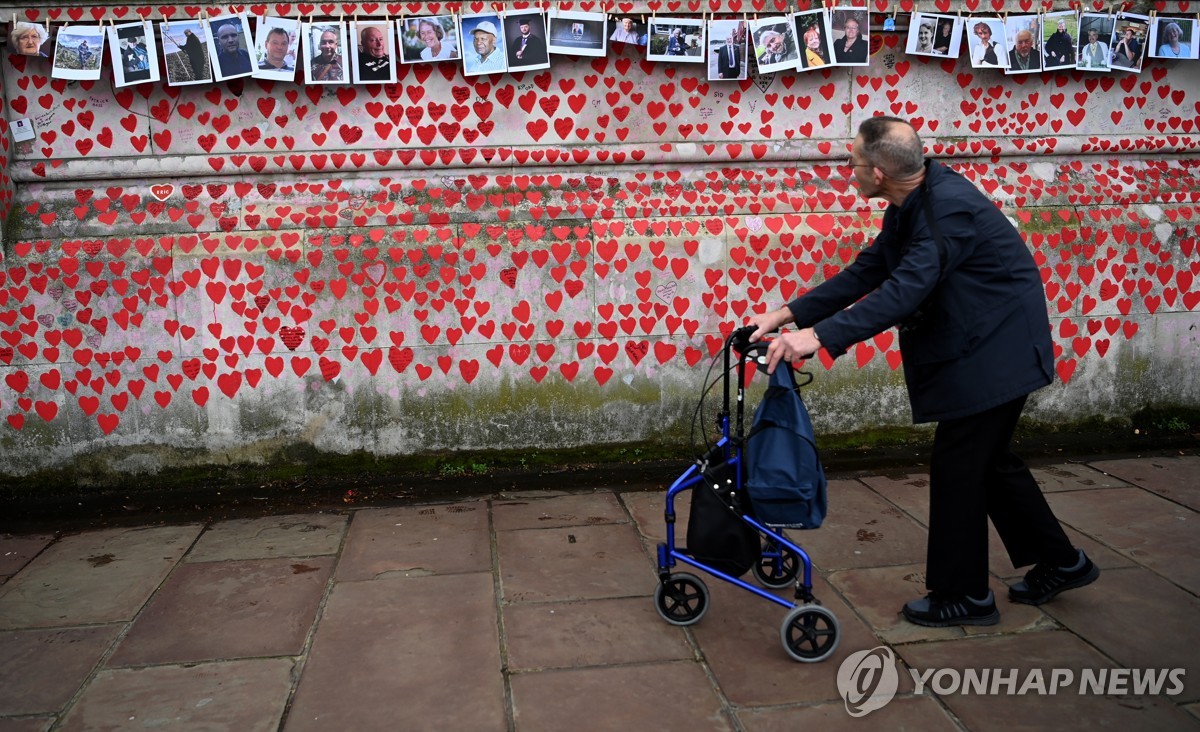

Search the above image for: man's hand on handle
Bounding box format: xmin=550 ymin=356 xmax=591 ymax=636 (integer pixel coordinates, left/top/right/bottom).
xmin=747 ymin=307 xmax=822 ymax=374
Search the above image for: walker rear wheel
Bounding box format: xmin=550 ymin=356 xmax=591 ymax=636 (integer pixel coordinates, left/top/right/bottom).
xmin=752 ymin=541 xmax=801 ymax=589
xmin=780 ymin=604 xmax=839 ymax=662
xmin=654 ymin=573 xmax=709 ymax=626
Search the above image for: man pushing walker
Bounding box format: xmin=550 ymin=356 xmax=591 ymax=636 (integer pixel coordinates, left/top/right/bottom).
xmin=748 ymin=116 xmax=1099 ymax=627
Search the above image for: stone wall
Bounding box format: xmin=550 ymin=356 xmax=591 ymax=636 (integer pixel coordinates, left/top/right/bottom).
xmin=2 ymin=4 xmax=1199 ymax=483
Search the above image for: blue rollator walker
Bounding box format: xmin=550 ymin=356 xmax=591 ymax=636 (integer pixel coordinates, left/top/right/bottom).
xmin=654 ymin=326 xmax=840 ymax=662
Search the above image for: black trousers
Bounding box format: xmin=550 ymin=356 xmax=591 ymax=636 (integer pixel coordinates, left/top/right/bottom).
xmin=926 ymin=395 xmax=1076 ymax=596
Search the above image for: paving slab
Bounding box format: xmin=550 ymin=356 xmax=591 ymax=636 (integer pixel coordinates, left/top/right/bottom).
xmin=56 ymin=659 xmax=294 ymax=732
xmin=862 ymin=473 xmax=1134 ymax=579
xmin=794 ymin=479 xmax=928 ymax=571
xmin=0 ymin=534 xmax=54 ymax=580
xmin=186 ymin=513 xmax=348 ymax=562
xmin=687 ymin=573 xmax=879 ymax=707
xmin=497 ymin=522 xmax=657 ymax=603
xmin=284 ymin=572 xmax=505 ymax=731
xmin=504 ymin=596 xmax=693 ymax=671
xmin=0 ymin=525 xmax=201 ymax=629
xmin=493 ymin=491 xmax=629 ymax=531
xmin=1047 ymin=487 xmax=1200 ymax=593
xmin=107 ymin=556 xmax=333 ymax=667
xmin=825 ymin=563 xmax=1056 ymax=645
xmin=335 ymin=501 xmax=490 ymax=581
xmin=735 ymin=695 xmax=960 ymax=731
xmin=1037 ymin=566 xmax=1200 ymax=702
xmin=0 ymin=718 xmax=54 ymax=732
xmin=0 ymin=626 xmax=122 ymax=715
xmin=510 ymin=661 xmax=734 ymax=732
xmin=897 ymin=631 xmax=1197 ymax=730
xmin=1088 ymin=456 xmax=1200 ymax=511
xmin=620 ymin=489 xmax=682 ymax=545
xmin=1031 ymin=462 xmax=1135 ymax=492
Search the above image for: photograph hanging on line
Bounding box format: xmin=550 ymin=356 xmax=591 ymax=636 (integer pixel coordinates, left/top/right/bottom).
xmin=1077 ymin=13 xmax=1115 ymax=71
xmin=749 ymin=16 xmax=798 ymax=74
xmin=505 ymin=12 xmax=551 ymax=71
xmin=207 ymin=14 xmax=255 ymax=81
xmin=1148 ymin=16 xmax=1198 ymax=60
xmin=161 ymin=20 xmax=213 ymax=85
xmin=829 ymin=7 xmax=870 ymax=66
xmin=547 ymin=10 xmax=607 ymax=57
xmin=966 ymin=17 xmax=1007 ymax=69
xmin=52 ymin=25 xmax=105 ymax=80
xmin=793 ymin=9 xmax=834 ymax=70
xmin=1110 ymin=13 xmax=1150 ymax=73
xmin=707 ymin=19 xmax=748 ymax=81
xmin=608 ymin=16 xmax=648 ymax=46
xmin=908 ymin=12 xmax=960 ymax=58
xmin=253 ymin=16 xmax=301 ymax=80
xmin=350 ymin=19 xmax=398 ymax=82
xmin=399 ymin=16 xmax=459 ymax=64
xmin=460 ymin=14 xmax=507 ymax=76
xmin=109 ymin=21 xmax=159 ymax=87
xmin=303 ymin=21 xmax=348 ymax=83
xmin=1003 ymin=15 xmax=1043 ymax=74
xmin=9 ymin=22 xmax=53 ymax=58
xmin=1041 ymin=11 xmax=1078 ymax=71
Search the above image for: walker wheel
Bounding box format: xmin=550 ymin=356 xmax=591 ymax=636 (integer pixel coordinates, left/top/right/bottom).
xmin=752 ymin=541 xmax=801 ymax=589
xmin=654 ymin=572 xmax=709 ymax=626
xmin=780 ymin=604 xmax=839 ymax=663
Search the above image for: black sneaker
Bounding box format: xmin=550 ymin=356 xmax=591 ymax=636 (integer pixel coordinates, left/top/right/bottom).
xmin=901 ymin=590 xmax=1000 ymax=627
xmin=1008 ymin=550 xmax=1099 ymax=605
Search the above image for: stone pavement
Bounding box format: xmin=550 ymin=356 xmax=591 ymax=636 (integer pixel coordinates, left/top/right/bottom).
xmin=1 ymin=453 xmax=1198 ymax=731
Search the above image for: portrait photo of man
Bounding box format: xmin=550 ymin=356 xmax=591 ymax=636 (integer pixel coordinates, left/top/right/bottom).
xmin=1110 ymin=15 xmax=1149 ymax=72
xmin=51 ymin=25 xmax=105 ymax=81
xmin=304 ymin=21 xmax=347 ymax=83
xmin=749 ymin=16 xmax=798 ymax=73
xmin=1004 ymin=16 xmax=1042 ymax=74
xmin=461 ymin=15 xmax=507 ymax=75
xmin=207 ymin=14 xmax=254 ymax=81
xmin=351 ymin=20 xmax=396 ymax=82
xmin=161 ymin=20 xmax=212 ymax=85
xmin=253 ymin=18 xmax=300 ymax=80
xmin=707 ymin=19 xmax=746 ymax=81
xmin=505 ymin=13 xmax=549 ymax=71
xmin=1076 ymin=13 xmax=1114 ymax=70
xmin=109 ymin=20 xmax=159 ymax=87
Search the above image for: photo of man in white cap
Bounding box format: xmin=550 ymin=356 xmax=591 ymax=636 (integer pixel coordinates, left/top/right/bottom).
xmin=462 ymin=15 xmax=507 ymax=75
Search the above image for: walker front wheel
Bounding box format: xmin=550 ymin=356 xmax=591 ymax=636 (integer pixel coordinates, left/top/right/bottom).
xmin=654 ymin=573 xmax=709 ymax=626
xmin=780 ymin=604 xmax=839 ymax=662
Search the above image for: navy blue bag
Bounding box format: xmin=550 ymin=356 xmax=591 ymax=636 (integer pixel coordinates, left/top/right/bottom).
xmin=744 ymin=365 xmax=827 ymax=529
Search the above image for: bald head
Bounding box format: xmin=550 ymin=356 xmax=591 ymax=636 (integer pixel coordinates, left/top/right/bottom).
xmin=856 ymin=116 xmax=924 ymax=178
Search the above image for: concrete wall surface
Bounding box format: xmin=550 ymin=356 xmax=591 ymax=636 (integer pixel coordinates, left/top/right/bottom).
xmin=1 ymin=4 xmax=1199 ymax=485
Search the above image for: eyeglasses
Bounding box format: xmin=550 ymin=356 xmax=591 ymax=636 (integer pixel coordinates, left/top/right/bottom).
xmin=846 ymin=158 xmax=872 ymax=168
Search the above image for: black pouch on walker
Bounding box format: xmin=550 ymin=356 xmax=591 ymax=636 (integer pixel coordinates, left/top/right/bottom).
xmin=686 ymin=459 xmax=759 ymax=577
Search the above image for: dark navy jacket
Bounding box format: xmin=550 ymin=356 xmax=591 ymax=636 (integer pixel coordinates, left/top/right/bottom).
xmin=787 ymin=161 xmax=1054 ymax=423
